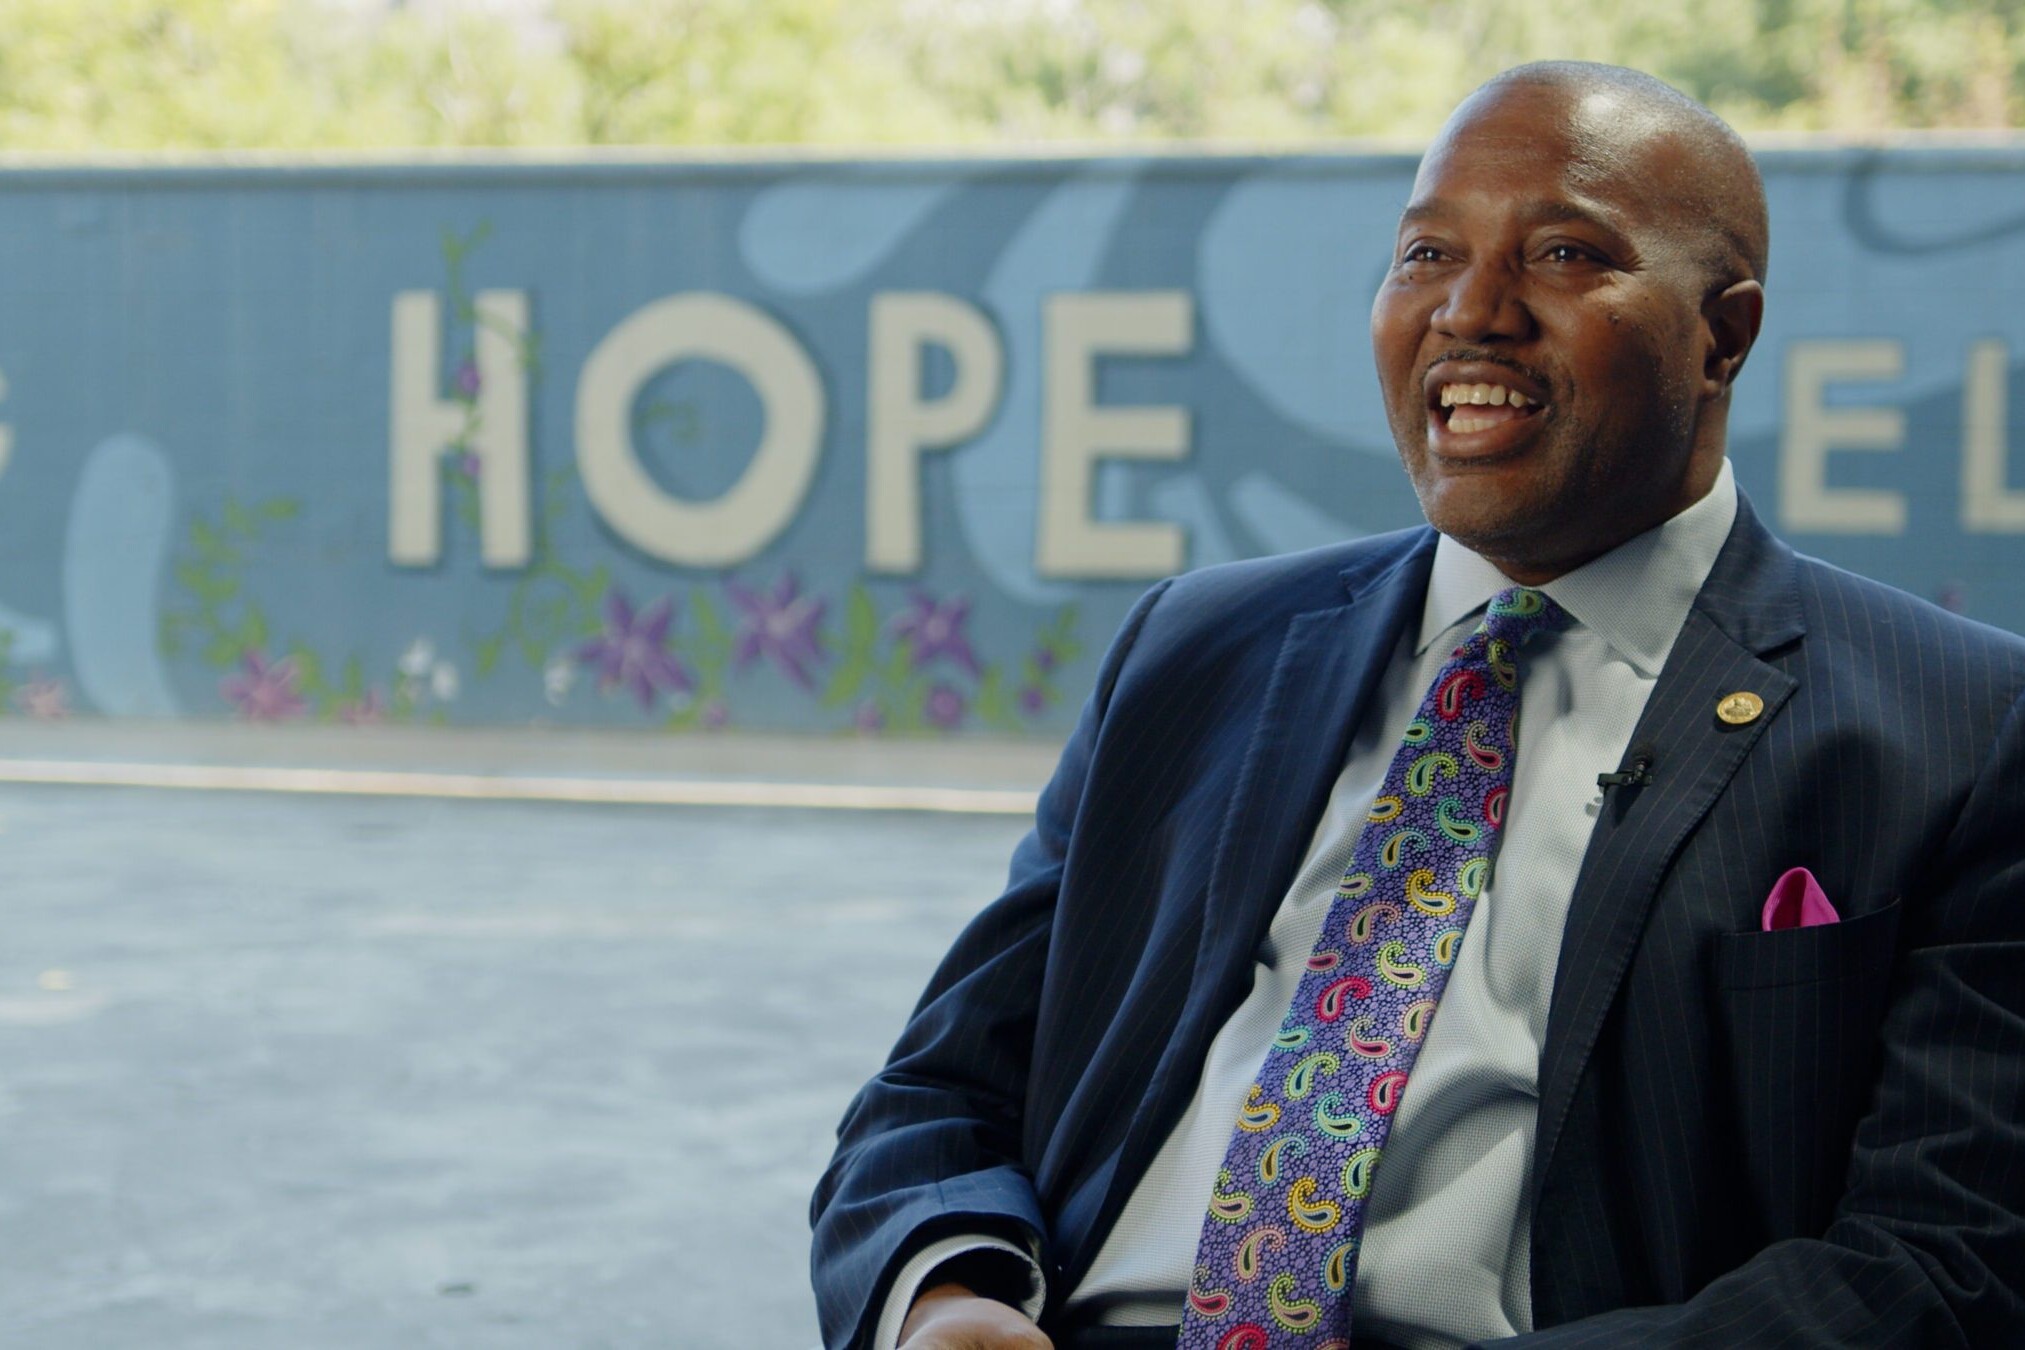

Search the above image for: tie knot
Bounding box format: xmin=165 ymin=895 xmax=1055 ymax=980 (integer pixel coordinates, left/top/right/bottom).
xmin=1471 ymin=586 xmax=1570 ymax=649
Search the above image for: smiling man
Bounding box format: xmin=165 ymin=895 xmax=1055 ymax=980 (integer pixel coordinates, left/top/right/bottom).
xmin=812 ymin=63 xmax=2025 ymax=1350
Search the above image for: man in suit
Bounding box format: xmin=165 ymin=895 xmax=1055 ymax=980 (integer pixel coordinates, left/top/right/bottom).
xmin=811 ymin=61 xmax=2025 ymax=1349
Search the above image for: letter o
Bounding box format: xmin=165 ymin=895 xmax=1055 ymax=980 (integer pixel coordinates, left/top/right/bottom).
xmin=576 ymin=293 xmax=825 ymax=567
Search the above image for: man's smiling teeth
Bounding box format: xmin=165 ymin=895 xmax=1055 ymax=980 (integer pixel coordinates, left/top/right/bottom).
xmin=1438 ymin=383 xmax=1533 ymax=409
xmin=1439 ymin=381 xmax=1539 ymax=436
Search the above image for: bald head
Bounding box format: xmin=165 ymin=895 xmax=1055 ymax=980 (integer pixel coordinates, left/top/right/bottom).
xmin=1452 ymin=61 xmax=1769 ymax=289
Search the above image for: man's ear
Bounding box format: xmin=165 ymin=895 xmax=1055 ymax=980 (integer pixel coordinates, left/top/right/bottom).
xmin=1703 ymin=279 xmax=1764 ymax=398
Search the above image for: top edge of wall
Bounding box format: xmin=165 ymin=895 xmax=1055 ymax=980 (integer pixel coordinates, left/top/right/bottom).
xmin=0 ymin=132 xmax=2015 ymax=184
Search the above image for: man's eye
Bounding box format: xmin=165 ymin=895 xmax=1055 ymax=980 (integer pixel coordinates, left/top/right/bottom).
xmin=1544 ymin=244 xmax=1596 ymax=264
xmin=1401 ymin=244 xmax=1445 ymax=264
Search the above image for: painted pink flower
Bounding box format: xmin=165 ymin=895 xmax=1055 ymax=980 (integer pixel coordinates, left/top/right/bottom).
xmin=454 ymin=358 xmax=482 ymax=399
xmin=456 ymin=451 xmax=483 ymax=480
xmin=1018 ymin=684 xmax=1047 ymax=716
xmin=13 ymin=677 xmax=68 ymax=720
xmin=891 ymin=591 xmax=981 ymax=676
xmin=854 ymin=699 xmax=886 ymax=734
xmin=726 ymin=573 xmax=827 ymax=689
xmin=576 ymin=589 xmax=694 ymax=711
xmin=700 ymin=699 xmax=731 ymax=730
xmin=925 ymin=682 xmax=965 ymax=730
xmin=337 ymin=690 xmax=387 ymax=725
xmin=222 ymin=650 xmax=306 ymax=721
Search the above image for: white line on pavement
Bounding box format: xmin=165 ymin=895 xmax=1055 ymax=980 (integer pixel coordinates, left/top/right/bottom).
xmin=0 ymin=758 xmax=1040 ymax=816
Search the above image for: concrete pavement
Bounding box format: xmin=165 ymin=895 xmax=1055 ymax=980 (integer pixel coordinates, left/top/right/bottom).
xmin=0 ymin=730 xmax=1047 ymax=1347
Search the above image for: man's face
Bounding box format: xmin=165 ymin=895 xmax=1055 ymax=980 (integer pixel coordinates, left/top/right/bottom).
xmin=1370 ymin=83 xmax=1722 ymax=580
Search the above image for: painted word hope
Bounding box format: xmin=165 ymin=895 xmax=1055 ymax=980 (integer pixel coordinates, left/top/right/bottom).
xmin=388 ymin=288 xmax=1193 ymax=576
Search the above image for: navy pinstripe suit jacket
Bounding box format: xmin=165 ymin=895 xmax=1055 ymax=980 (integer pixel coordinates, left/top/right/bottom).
xmin=811 ymin=497 xmax=2025 ymax=1348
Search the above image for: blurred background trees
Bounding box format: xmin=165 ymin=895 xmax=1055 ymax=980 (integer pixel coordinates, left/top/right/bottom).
xmin=0 ymin=0 xmax=2015 ymax=150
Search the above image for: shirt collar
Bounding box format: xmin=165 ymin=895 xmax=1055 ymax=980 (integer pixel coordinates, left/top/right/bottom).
xmin=1416 ymin=458 xmax=1739 ymax=678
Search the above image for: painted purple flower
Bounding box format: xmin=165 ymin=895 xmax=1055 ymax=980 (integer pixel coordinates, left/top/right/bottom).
xmin=854 ymin=699 xmax=886 ymax=735
xmin=1032 ymin=644 xmax=1060 ymax=674
xmin=726 ymin=573 xmax=827 ymax=689
xmin=925 ymin=682 xmax=965 ymax=731
xmin=891 ymin=590 xmax=982 ymax=676
xmin=575 ymin=589 xmax=694 ymax=711
xmin=13 ymin=676 xmax=68 ymax=720
xmin=456 ymin=450 xmax=483 ymax=480
xmin=222 ymin=650 xmax=306 ymax=722
xmin=337 ymin=690 xmax=386 ymax=726
xmin=700 ymin=699 xmax=731 ymax=730
xmin=454 ymin=358 xmax=482 ymax=399
xmin=1018 ymin=684 xmax=1048 ymax=717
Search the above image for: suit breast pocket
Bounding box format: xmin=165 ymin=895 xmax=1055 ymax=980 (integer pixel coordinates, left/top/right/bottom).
xmin=1709 ymin=899 xmax=1901 ymax=1244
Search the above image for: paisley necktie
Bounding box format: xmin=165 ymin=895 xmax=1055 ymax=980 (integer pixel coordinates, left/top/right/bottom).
xmin=1177 ymin=586 xmax=1570 ymax=1349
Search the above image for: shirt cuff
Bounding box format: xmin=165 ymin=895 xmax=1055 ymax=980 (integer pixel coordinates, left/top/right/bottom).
xmin=871 ymin=1233 xmax=1047 ymax=1350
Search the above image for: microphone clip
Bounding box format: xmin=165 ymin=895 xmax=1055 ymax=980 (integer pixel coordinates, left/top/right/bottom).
xmin=1597 ymin=749 xmax=1656 ymax=791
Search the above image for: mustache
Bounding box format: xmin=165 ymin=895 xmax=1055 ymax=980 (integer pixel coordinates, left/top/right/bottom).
xmin=1420 ymin=348 xmax=1553 ymax=393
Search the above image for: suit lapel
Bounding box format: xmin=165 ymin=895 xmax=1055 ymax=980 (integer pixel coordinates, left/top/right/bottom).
xmin=1065 ymin=531 xmax=1437 ymax=1287
xmin=1531 ymin=499 xmax=1806 ymax=1203
xmin=1198 ymin=540 xmax=1440 ymax=983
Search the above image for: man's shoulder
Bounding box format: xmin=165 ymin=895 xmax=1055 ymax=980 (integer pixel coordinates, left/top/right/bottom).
xmin=1147 ymin=525 xmax=1433 ymax=630
xmin=1788 ymin=548 xmax=2025 ymax=675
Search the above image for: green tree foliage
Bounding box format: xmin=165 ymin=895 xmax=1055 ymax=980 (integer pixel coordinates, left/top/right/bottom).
xmin=0 ymin=0 xmax=2014 ymax=151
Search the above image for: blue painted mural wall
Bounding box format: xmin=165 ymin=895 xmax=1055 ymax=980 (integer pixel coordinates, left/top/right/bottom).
xmin=0 ymin=149 xmax=2019 ymax=735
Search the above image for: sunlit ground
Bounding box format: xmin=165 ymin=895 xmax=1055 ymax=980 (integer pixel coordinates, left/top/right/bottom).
xmin=0 ymin=783 xmax=1028 ymax=1347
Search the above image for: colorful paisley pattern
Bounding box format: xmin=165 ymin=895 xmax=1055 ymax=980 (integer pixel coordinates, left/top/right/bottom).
xmin=1347 ymin=901 xmax=1399 ymax=945
xmin=1436 ymin=796 xmax=1482 ymax=845
xmin=1487 ymin=637 xmax=1517 ymax=691
xmin=1190 ymin=1262 xmax=1235 ymax=1317
xmin=1323 ymin=1240 xmax=1358 ymax=1294
xmin=1267 ymin=1273 xmax=1324 ymax=1332
xmin=1343 ymin=1014 xmax=1392 ymax=1060
xmin=1406 ymin=751 xmax=1459 ymax=796
xmin=1315 ymin=974 xmax=1372 ymax=1021
xmin=1405 ymin=868 xmax=1456 ymax=916
xmin=1483 ymin=783 xmax=1510 ymax=828
xmin=1401 ymin=998 xmax=1438 ymax=1041
xmin=1209 ymin=1167 xmax=1256 ymax=1224
xmin=1257 ymin=1136 xmax=1308 ymax=1187
xmin=1286 ymin=1177 xmax=1341 ymax=1233
xmin=1311 ymin=1092 xmax=1362 ymax=1140
xmin=1435 ymin=668 xmax=1487 ymax=721
xmin=1179 ymin=588 xmax=1568 ymax=1348
xmin=1368 ymin=1071 xmax=1408 ymax=1115
xmin=1234 ymin=1225 xmax=1287 ymax=1282
xmin=1375 ymin=940 xmax=1426 ymax=989
xmin=1463 ymin=719 xmax=1504 ymax=771
xmin=1341 ymin=1147 xmax=1382 ymax=1199
xmin=1378 ymin=829 xmax=1427 ymax=870
xmin=1284 ymin=1052 xmax=1340 ymax=1100
xmin=1237 ymin=1085 xmax=1280 ymax=1133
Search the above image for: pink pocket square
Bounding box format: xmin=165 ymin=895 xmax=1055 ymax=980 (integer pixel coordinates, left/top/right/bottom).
xmin=1762 ymin=866 xmax=1840 ymax=931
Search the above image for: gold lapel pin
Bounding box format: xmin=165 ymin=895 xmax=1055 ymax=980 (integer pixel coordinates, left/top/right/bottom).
xmin=1716 ymin=690 xmax=1764 ymax=725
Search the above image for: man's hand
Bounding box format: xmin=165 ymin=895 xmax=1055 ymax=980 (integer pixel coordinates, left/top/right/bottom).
xmin=897 ymin=1282 xmax=1053 ymax=1349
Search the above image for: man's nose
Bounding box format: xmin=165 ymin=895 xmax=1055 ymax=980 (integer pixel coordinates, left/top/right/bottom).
xmin=1432 ymin=260 xmax=1532 ymax=343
